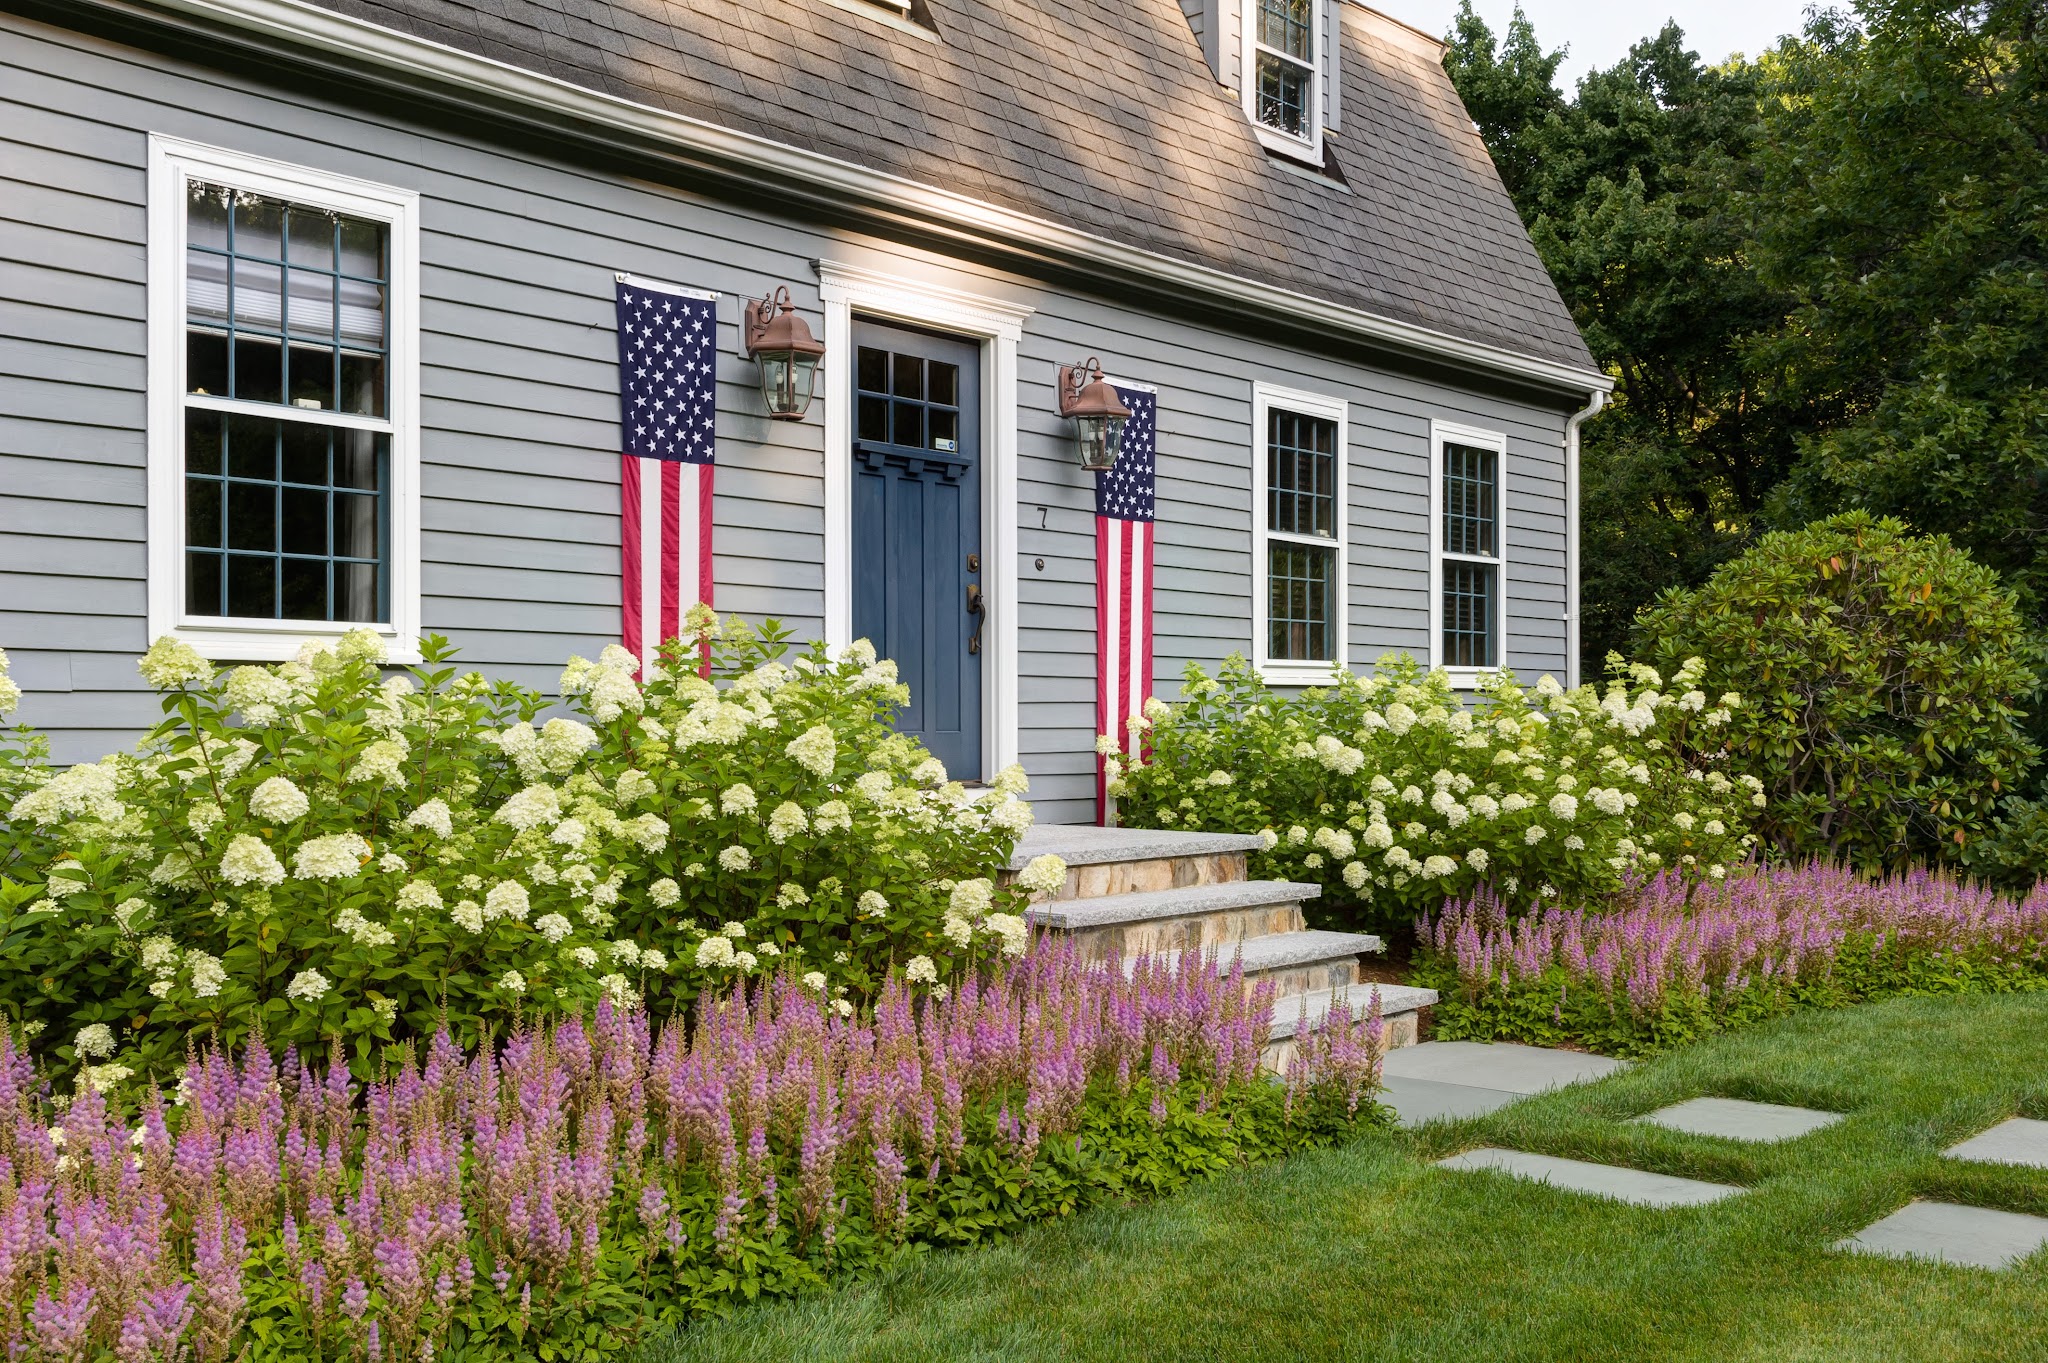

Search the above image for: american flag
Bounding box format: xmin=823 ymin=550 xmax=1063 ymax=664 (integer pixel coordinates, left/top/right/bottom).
xmin=1096 ymin=382 xmax=1156 ymax=823
xmin=615 ymin=276 xmax=717 ymax=670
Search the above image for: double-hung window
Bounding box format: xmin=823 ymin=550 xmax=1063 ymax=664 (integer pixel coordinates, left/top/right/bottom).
xmin=147 ymin=136 xmax=420 ymax=662
xmin=1245 ymin=0 xmax=1325 ymax=159
xmin=1431 ymin=422 xmax=1507 ymax=677
xmin=1252 ymin=384 xmax=1348 ymax=682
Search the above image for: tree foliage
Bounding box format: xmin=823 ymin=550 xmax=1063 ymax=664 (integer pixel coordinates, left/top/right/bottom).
xmin=1445 ymin=0 xmax=2048 ymax=683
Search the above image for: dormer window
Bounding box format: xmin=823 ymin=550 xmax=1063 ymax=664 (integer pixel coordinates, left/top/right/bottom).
xmin=1253 ymin=0 xmax=1316 ymax=141
xmin=1236 ymin=0 xmax=1336 ymax=163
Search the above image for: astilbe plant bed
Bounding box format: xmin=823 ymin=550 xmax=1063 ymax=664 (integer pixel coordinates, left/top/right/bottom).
xmin=0 ymin=940 xmax=1387 ymax=1362
xmin=1414 ymin=862 xmax=2048 ymax=1056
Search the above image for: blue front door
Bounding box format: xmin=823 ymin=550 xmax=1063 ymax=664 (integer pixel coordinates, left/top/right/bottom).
xmin=851 ymin=320 xmax=983 ymax=780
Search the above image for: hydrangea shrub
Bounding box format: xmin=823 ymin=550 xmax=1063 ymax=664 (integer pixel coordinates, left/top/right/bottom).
xmin=0 ymin=615 xmax=1059 ymax=1083
xmin=1112 ymin=653 xmax=1760 ymax=929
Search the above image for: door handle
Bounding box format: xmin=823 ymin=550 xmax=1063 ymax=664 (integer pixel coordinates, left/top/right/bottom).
xmin=966 ymin=582 xmax=984 ymax=655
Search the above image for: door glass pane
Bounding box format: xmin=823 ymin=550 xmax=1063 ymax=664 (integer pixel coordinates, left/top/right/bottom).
xmin=891 ymin=352 xmax=923 ymax=399
xmin=857 ymin=346 xmax=888 ymax=394
xmin=892 ymin=401 xmax=924 ymax=449
xmin=857 ymin=394 xmax=889 ymax=442
xmin=929 ymin=361 xmax=958 ymax=407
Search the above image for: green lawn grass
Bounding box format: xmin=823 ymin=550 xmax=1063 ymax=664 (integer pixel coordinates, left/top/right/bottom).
xmin=639 ymin=993 xmax=2048 ymax=1362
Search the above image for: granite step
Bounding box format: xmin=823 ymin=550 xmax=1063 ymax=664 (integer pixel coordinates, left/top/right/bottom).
xmin=1005 ymin=825 xmax=1264 ymax=899
xmin=1260 ymin=982 xmax=1436 ymax=1072
xmin=1028 ymin=879 xmax=1320 ymax=958
xmin=1144 ymin=927 xmax=1381 ymax=999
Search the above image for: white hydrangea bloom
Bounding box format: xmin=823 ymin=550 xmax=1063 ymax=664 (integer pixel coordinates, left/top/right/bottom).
xmin=718 ymin=845 xmax=752 ymax=872
xmin=74 ymin=1023 xmax=115 ymax=1059
xmin=1342 ymin=860 xmax=1368 ymax=889
xmin=1257 ymin=828 xmax=1279 ymax=850
xmin=293 ymin=833 xmax=371 ymax=881
xmin=858 ymin=890 xmax=889 ymax=918
xmin=785 ymin=724 xmax=838 ymax=779
xmin=813 ymin=800 xmax=853 ymax=834
xmin=11 ymin=760 xmax=125 ymax=827
xmin=1467 ymin=847 xmax=1490 ymax=873
xmin=495 ymin=970 xmax=526 ymax=995
xmin=720 ymin=784 xmax=757 ymax=816
xmin=495 ymin=785 xmax=563 ymax=832
xmin=767 ymin=801 xmax=808 ymax=844
xmin=1673 ymin=812 xmax=1697 ymax=832
xmin=219 ymin=834 xmax=286 ymax=888
xmin=222 ymin=665 xmax=295 ymax=725
xmin=802 ymin=970 xmax=829 ymax=992
xmin=990 ymin=763 xmax=1031 ymax=796
xmin=983 ymin=912 xmax=1029 ymax=957
xmin=403 ymin=799 xmax=454 ymax=839
xmin=1589 ymin=787 xmax=1627 ymax=817
xmin=648 ymin=878 xmax=680 ymax=908
xmin=187 ymin=952 xmax=226 ymax=998
xmin=1525 ymin=825 xmax=1548 ymax=845
xmin=1548 ymin=793 xmax=1578 ymax=822
xmin=695 ymin=935 xmax=736 ymax=968
xmin=1384 ymin=702 xmax=1418 ymax=735
xmin=286 ymin=970 xmax=331 ymax=1002
xmin=348 ymin=738 xmax=409 ymax=787
xmin=722 ymin=921 xmax=749 ymax=939
xmin=1014 ymin=854 xmax=1067 ymax=897
xmin=137 ymin=636 xmax=211 ymax=689
xmin=334 ymin=908 xmax=395 ymax=948
xmin=395 ymin=881 xmax=443 ymax=916
xmin=911 ymin=757 xmax=948 ymax=786
xmin=988 ymin=797 xmax=1034 ymax=836
xmin=248 ymin=776 xmax=310 ymax=823
xmin=483 ymin=880 xmax=530 ymax=922
xmin=624 ymin=812 xmax=670 ymax=853
xmin=532 ymin=912 xmax=572 ymax=944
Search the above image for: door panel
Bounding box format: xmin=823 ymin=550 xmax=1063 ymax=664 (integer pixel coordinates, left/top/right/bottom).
xmin=850 ymin=319 xmax=982 ymax=780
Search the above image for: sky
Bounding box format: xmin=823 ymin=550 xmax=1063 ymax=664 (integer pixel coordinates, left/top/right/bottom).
xmin=1380 ymin=1 xmax=1819 ymax=90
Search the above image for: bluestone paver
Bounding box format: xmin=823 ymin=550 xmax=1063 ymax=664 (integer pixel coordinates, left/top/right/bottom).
xmin=1381 ymin=1076 xmax=1520 ymax=1128
xmin=1380 ymin=1041 xmax=1625 ymax=1095
xmin=1838 ymin=1200 xmax=2048 ymax=1270
xmin=1943 ymin=1117 xmax=2048 ymax=1169
xmin=1637 ymin=1096 xmax=1843 ymax=1143
xmin=1435 ymin=1148 xmax=1743 ymax=1208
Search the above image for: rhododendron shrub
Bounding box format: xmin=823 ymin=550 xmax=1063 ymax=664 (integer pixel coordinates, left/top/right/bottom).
xmin=0 ymin=615 xmax=1056 ymax=1083
xmin=1416 ymin=862 xmax=2048 ymax=1056
xmin=0 ymin=944 xmax=1386 ymax=1361
xmin=1114 ymin=653 xmax=1760 ymax=930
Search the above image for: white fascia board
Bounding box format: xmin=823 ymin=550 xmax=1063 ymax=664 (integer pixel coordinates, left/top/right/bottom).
xmin=137 ymin=0 xmax=1612 ymax=398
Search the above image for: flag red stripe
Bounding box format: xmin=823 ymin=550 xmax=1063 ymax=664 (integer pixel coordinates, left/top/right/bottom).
xmin=620 ymin=454 xmax=643 ymax=663
xmin=697 ymin=462 xmax=716 ymax=611
xmin=1117 ymin=517 xmax=1134 ymax=753
xmin=1139 ymin=521 xmax=1155 ymax=753
xmin=659 ymin=460 xmax=681 ymax=647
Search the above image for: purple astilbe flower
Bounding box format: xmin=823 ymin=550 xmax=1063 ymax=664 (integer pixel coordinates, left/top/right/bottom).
xmin=28 ymin=1284 xmax=94 ymax=1363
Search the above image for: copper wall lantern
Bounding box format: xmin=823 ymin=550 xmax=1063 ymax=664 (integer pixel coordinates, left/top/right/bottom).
xmin=743 ymin=286 xmax=826 ymax=420
xmin=1056 ymin=357 xmax=1131 ymax=471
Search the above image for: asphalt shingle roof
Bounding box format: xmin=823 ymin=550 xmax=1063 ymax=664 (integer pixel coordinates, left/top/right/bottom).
xmin=305 ymin=0 xmax=1596 ymax=373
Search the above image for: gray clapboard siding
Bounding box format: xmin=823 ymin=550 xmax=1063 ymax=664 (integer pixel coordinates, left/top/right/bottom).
xmin=0 ymin=12 xmax=1582 ymax=823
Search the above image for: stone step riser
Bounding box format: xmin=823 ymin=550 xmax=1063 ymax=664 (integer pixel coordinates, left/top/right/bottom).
xmin=1002 ymin=851 xmax=1249 ymax=900
xmin=1064 ymin=901 xmax=1306 ymax=961
xmin=1260 ymin=1010 xmax=1422 ymax=1074
xmin=1250 ymin=957 xmax=1362 ymax=1000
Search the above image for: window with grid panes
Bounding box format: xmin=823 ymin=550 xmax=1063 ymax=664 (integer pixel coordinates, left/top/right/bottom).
xmin=1253 ymin=0 xmax=1317 ymax=142
xmin=182 ymin=181 xmax=391 ymax=623
xmin=1265 ymin=407 xmax=1339 ymax=662
xmin=1440 ymin=441 xmax=1500 ymax=668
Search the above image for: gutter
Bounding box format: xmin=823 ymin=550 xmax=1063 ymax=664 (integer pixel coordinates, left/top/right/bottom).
xmin=1563 ymin=388 xmax=1607 ymax=688
xmin=114 ymin=0 xmax=1612 ymax=399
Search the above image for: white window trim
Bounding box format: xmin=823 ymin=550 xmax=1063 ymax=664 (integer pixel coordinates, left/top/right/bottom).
xmin=1251 ymin=382 xmax=1348 ymax=686
xmin=1241 ymin=0 xmax=1325 ymax=164
xmin=815 ymin=259 xmax=1034 ymax=778
xmin=1428 ymin=418 xmax=1509 ymax=689
xmin=146 ymin=134 xmax=422 ymax=664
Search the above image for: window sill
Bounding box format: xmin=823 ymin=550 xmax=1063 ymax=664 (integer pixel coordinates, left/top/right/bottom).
xmin=1257 ymin=660 xmax=1348 ymax=688
xmin=1441 ymin=666 xmax=1502 ymax=692
xmin=1251 ymin=123 xmax=1323 ymax=167
xmin=170 ymin=618 xmax=421 ymax=666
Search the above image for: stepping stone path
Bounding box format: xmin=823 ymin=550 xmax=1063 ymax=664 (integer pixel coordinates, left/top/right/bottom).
xmin=1837 ymin=1201 xmax=2048 ymax=1271
xmin=1437 ymin=1148 xmax=1743 ymax=1208
xmin=1380 ymin=1040 xmax=1625 ymax=1128
xmin=1943 ymin=1116 xmax=2048 ymax=1168
xmin=1636 ymin=1097 xmax=1843 ymax=1143
xmin=1005 ymin=826 xmax=1435 ymax=1070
